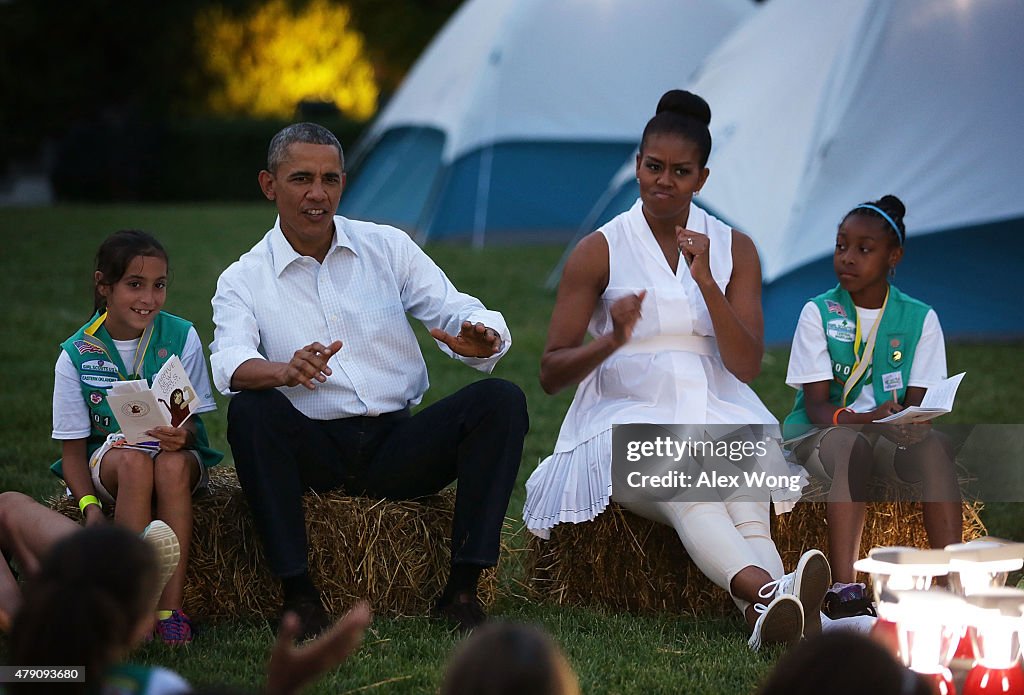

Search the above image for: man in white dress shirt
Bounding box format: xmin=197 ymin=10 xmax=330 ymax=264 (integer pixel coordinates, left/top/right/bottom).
xmin=210 ymin=123 xmax=527 ymax=637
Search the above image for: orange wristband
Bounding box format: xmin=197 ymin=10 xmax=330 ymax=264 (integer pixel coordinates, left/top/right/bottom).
xmin=832 ymin=407 xmax=852 ymax=426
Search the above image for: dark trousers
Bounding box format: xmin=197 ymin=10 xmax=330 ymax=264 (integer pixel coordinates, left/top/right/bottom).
xmin=227 ymin=378 xmax=528 ymax=578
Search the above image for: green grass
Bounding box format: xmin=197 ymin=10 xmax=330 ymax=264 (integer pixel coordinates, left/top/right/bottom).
xmin=1 ymin=204 xmax=1022 ymax=693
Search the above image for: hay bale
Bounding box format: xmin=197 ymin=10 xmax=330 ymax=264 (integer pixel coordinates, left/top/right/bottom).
xmin=51 ymin=467 xmax=503 ymax=619
xmin=525 ymin=497 xmax=986 ymax=616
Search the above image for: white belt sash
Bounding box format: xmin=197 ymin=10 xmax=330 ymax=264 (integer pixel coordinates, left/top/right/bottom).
xmin=614 ymin=334 xmax=717 ymax=357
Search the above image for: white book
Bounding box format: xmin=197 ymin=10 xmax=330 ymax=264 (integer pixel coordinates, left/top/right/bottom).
xmin=105 ymin=355 xmax=200 ymax=445
xmin=873 ymin=372 xmax=966 ymax=424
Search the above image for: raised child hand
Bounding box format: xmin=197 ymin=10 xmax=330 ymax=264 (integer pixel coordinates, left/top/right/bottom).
xmin=266 ymin=601 xmax=372 ymax=695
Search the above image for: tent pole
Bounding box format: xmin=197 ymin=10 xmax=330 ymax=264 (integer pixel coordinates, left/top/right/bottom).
xmin=472 ymin=143 xmax=494 ymax=249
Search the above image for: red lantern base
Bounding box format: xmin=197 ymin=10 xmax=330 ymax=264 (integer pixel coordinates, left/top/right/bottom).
xmin=963 ymin=664 xmax=1024 ymax=695
xmin=951 ymin=626 xmax=978 ymax=671
xmin=871 ymin=617 xmax=900 ymax=657
xmin=920 ymin=668 xmax=956 ymax=695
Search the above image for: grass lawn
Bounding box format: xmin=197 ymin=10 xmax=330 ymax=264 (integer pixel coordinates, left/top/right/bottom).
xmin=1 ymin=204 xmax=1022 ymax=693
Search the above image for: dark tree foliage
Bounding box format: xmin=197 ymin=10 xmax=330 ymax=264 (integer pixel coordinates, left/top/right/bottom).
xmin=0 ymin=0 xmax=463 ymax=172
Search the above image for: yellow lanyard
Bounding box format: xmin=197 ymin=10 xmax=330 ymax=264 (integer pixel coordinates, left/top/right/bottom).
xmin=841 ymin=288 xmax=889 ymax=407
xmin=82 ymin=312 xmax=155 ymax=380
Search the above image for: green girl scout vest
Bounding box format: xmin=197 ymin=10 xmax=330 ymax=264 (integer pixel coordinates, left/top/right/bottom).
xmin=783 ymin=285 xmax=930 ymax=441
xmin=51 ymin=311 xmax=223 ymax=479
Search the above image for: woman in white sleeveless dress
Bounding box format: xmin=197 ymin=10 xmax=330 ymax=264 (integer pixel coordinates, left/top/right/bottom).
xmin=523 ymin=90 xmax=828 ymax=650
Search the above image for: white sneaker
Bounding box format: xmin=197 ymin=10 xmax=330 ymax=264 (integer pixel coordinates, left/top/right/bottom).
xmin=140 ymin=520 xmax=181 ymax=611
xmin=758 ymin=549 xmax=831 ymax=637
xmin=820 ymin=612 xmax=876 ymax=635
xmin=747 ymin=594 xmax=804 ymax=651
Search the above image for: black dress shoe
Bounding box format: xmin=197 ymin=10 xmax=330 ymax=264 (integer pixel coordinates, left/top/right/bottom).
xmin=281 ymin=596 xmax=333 ymax=641
xmin=432 ymin=592 xmax=486 ymax=634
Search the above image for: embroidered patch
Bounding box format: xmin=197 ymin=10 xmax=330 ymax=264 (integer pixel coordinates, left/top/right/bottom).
xmin=888 ymin=335 xmax=905 ymax=367
xmin=73 ymin=340 xmax=105 ymax=355
xmin=81 ymin=373 xmax=118 ymax=388
xmin=89 ymin=391 xmax=103 ymax=405
xmin=825 ymin=300 xmax=847 ymax=317
xmin=826 ymin=318 xmax=856 ymax=343
xmin=82 ymin=359 xmax=118 ymax=374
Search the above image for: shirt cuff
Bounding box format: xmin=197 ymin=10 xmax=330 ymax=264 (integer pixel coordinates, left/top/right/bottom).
xmin=449 ymin=309 xmax=511 ymax=372
xmin=211 ymin=346 xmax=267 ymax=396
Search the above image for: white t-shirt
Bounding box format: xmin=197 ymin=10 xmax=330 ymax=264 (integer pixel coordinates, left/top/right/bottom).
xmin=52 ymin=326 xmax=217 ymax=440
xmin=785 ymin=301 xmax=947 ymax=412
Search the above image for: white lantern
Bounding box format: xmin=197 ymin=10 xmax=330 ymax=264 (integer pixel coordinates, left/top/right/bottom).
xmin=945 ymin=539 xmax=1024 ymax=670
xmin=855 ymin=547 xmax=951 ymax=655
xmin=961 ymin=589 xmax=1024 ymax=695
xmin=890 ymin=589 xmax=967 ymax=695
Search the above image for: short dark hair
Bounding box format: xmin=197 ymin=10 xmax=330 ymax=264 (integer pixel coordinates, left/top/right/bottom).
xmin=640 ymin=90 xmax=713 ymax=167
xmin=266 ymin=122 xmax=345 ymax=173
xmin=757 ymin=632 xmax=930 ymax=695
xmin=441 ymin=622 xmax=579 ymax=695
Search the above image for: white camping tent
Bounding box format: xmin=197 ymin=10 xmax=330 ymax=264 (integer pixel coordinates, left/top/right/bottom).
xmin=339 ymin=0 xmax=754 ymax=245
xmin=572 ymin=0 xmax=1024 ymax=341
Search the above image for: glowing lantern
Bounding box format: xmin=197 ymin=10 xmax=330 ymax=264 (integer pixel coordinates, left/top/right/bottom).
xmin=890 ymin=589 xmax=967 ymax=695
xmin=946 ymin=539 xmax=1024 ymax=670
xmin=855 ymin=547 xmax=951 ymax=656
xmin=961 ymin=589 xmax=1024 ymax=695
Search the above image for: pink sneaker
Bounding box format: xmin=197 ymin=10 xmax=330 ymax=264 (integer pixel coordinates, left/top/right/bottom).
xmin=156 ymin=610 xmax=193 ymax=645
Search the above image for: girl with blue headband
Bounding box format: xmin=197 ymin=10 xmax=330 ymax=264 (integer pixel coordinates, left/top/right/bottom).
xmin=783 ymin=194 xmax=962 ymax=620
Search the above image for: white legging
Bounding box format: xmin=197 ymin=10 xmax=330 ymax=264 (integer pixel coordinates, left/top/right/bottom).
xmin=617 ymin=495 xmax=784 ymax=613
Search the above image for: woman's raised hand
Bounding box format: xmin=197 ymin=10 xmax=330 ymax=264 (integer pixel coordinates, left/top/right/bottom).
xmin=609 ymin=290 xmax=647 ymax=347
xmin=677 ymin=227 xmax=712 ymax=284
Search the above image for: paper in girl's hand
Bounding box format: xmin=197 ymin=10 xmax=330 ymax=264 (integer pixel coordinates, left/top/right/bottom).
xmin=105 ymin=355 xmax=202 ymax=443
xmin=873 ymin=372 xmax=966 ymax=424
xmin=151 ymin=355 xmax=198 ymax=427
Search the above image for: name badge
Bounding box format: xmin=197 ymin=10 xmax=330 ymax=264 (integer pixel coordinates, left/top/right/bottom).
xmin=881 ymin=371 xmax=904 ymax=392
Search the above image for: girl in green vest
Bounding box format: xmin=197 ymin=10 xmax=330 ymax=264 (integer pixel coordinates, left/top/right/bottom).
xmin=51 ymin=230 xmax=222 ymax=644
xmin=783 ymin=195 xmax=961 ymax=614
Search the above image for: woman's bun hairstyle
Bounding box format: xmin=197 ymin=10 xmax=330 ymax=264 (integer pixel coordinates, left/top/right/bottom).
xmin=656 ymin=89 xmax=712 ymax=126
xmin=641 ymin=90 xmax=713 ymax=166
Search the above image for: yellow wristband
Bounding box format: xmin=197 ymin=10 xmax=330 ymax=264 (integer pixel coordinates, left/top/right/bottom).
xmin=78 ymin=495 xmax=102 ymax=515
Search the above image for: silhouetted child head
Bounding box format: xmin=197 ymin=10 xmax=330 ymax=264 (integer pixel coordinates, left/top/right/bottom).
xmin=8 ymin=525 xmax=159 ymax=695
xmin=441 ymin=622 xmax=580 ymax=695
xmin=757 ymin=631 xmax=930 ymax=695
